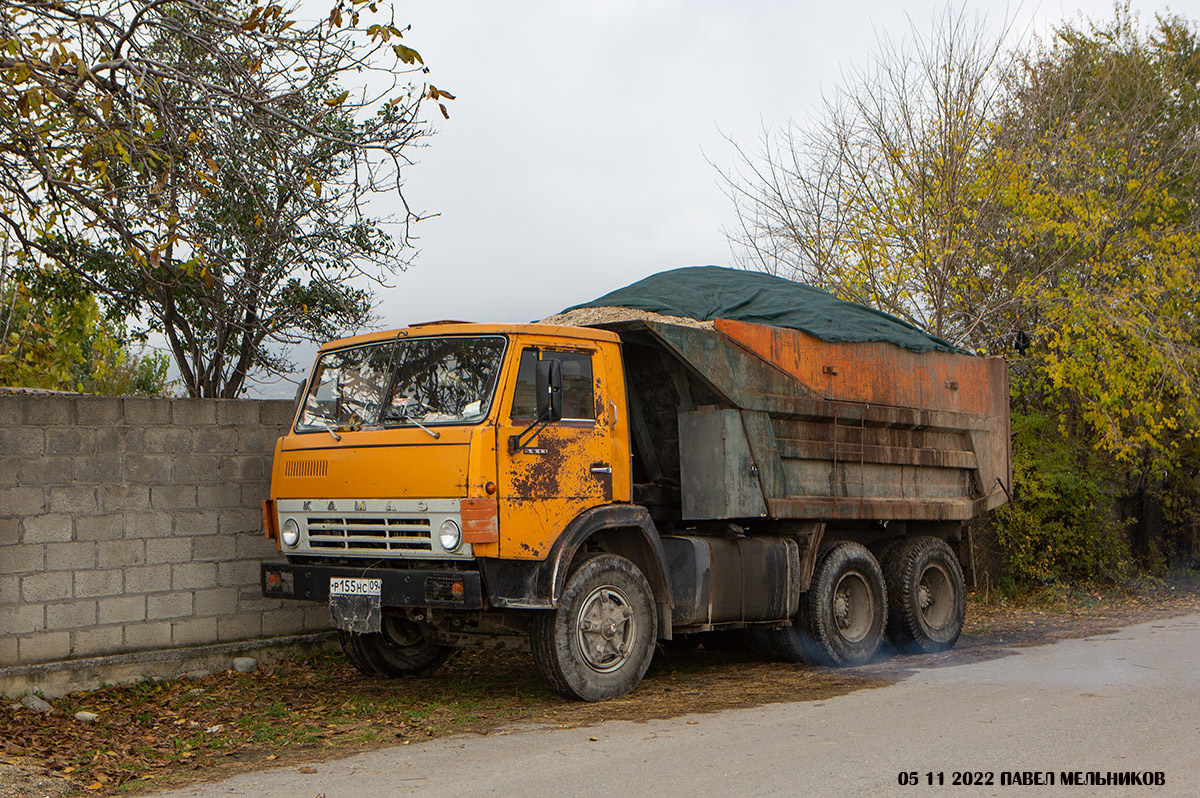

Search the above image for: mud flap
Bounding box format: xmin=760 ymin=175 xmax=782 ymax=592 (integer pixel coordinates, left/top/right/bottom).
xmin=329 ymin=594 xmax=381 ymax=634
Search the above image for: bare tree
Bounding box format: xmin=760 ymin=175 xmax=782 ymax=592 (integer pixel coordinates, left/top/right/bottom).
xmin=720 ymin=6 xmax=1016 ymax=348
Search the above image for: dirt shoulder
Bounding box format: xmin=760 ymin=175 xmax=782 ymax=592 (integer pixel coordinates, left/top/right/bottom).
xmin=4 ymin=584 xmax=1198 ymax=798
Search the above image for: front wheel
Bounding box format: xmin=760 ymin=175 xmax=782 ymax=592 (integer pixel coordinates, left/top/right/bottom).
xmin=530 ymin=554 xmax=657 ymax=701
xmin=339 ymin=614 xmax=451 ymax=678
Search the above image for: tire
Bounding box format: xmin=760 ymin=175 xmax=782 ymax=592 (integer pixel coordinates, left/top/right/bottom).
xmin=883 ymin=536 xmax=965 ymax=654
xmin=339 ymin=613 xmax=451 ymax=678
xmin=530 ymin=554 xmax=657 ymax=701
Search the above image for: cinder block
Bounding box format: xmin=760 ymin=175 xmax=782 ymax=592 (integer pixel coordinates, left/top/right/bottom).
xmin=0 ymin=516 xmax=18 ymax=546
xmin=174 ymin=511 xmax=218 ymax=537
xmin=219 ymin=508 xmax=262 ymax=536
xmin=97 ymin=595 xmax=146 ymax=624
xmin=20 ymin=395 xmax=75 ymax=426
xmin=144 ymin=427 xmax=194 ymax=454
xmin=0 ymin=603 xmax=45 ymax=634
xmin=220 ymin=455 xmax=264 ymax=482
xmin=198 ymin=484 xmax=243 ymax=510
xmin=18 ymin=631 xmax=70 ymax=663
xmin=100 ymin=483 xmax=151 ymax=512
xmin=124 ymin=620 xmax=171 ymax=651
xmin=240 ymin=482 xmax=271 ymax=508
xmin=21 ymin=571 xmax=72 ymax=602
xmin=172 ymin=562 xmax=217 ymax=590
xmin=145 ymin=537 xmax=193 ymax=565
xmin=97 ymin=539 xmax=145 ymax=567
xmin=172 ymin=617 xmax=218 ymax=646
xmin=45 ymin=600 xmax=97 ymax=629
xmin=217 ymin=614 xmax=262 ymax=642
xmin=0 ymin=574 xmax=19 ymax=603
xmin=235 ymin=531 xmax=276 ymax=559
xmin=123 ymin=512 xmax=173 ymax=538
xmin=73 ymin=455 xmax=119 ymax=482
xmin=18 ymin=457 xmax=75 ymax=485
xmin=4 ymin=544 xmax=44 ymax=574
xmin=45 ymin=541 xmax=97 ymax=570
xmin=303 ymin=604 xmax=333 ymax=631
xmin=192 ymin=535 xmax=238 ymax=563
xmin=0 ymin=457 xmax=17 ymax=487
xmin=194 ymin=427 xmax=238 ymax=453
xmin=123 ymin=397 xmax=170 ymax=425
xmin=77 ymin=515 xmax=126 ymax=542
xmin=46 ymin=428 xmax=96 ymax=456
xmin=172 ymin=454 xmax=221 ymax=483
xmin=236 ymin=428 xmax=282 ymax=454
xmin=217 ymin=401 xmax=261 ymax=426
xmin=21 ymin=513 xmax=72 ymax=544
xmin=72 ymin=625 xmax=125 ymax=657
xmin=1 ymin=486 xmax=46 ymax=516
xmin=48 ymin=485 xmax=100 ymax=513
xmin=147 ymin=591 xmax=193 ymax=620
xmin=0 ymin=635 xmax=18 ymax=666
xmin=124 ymin=564 xmax=172 ymax=593
xmin=74 ymin=569 xmax=124 ymax=598
xmin=0 ymin=396 xmax=20 ymax=426
xmin=76 ymin=397 xmax=124 ymax=426
xmin=122 ymin=454 xmax=172 ymax=483
xmin=150 ymin=484 xmax=197 ymax=510
xmin=194 ymin=587 xmax=239 ymax=616
xmin=234 ymin=591 xmax=284 ymax=614
xmin=0 ymin=428 xmax=44 ymax=456
xmin=171 ymin=399 xmax=218 ymax=425
xmin=216 ymin=559 xmax=259 ymax=588
xmin=262 ymin=608 xmax=307 ymax=635
xmin=259 ymin=400 xmax=297 ymax=427
xmin=96 ymin=427 xmax=144 ymax=453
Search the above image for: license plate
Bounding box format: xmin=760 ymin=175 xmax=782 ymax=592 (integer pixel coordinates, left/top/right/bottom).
xmin=329 ymin=577 xmax=382 ymax=597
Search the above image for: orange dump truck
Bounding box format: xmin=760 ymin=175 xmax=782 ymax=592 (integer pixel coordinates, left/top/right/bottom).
xmin=261 ymin=269 xmax=1011 ymax=700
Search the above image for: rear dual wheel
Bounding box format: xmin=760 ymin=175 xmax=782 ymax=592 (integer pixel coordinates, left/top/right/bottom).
xmin=759 ymin=541 xmax=887 ymax=666
xmin=883 ymin=536 xmax=965 ymax=654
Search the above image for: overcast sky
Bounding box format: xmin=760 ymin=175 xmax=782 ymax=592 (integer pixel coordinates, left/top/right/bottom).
xmin=246 ymin=0 xmax=1149 ymax=396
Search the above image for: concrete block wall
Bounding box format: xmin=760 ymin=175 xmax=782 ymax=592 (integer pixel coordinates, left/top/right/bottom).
xmin=0 ymin=394 xmax=331 ymax=670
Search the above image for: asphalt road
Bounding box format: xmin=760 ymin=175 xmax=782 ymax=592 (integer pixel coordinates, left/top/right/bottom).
xmin=151 ymin=613 xmax=1200 ymax=798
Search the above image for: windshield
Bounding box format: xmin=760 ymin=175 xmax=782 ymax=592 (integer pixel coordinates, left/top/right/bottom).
xmin=295 ymin=336 xmax=506 ymax=433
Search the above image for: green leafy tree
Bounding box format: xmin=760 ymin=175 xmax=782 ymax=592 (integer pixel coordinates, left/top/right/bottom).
xmin=0 ymin=0 xmax=452 ymax=396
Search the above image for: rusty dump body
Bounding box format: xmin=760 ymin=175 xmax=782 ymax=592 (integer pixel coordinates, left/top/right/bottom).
xmin=614 ymin=317 xmax=1011 ymax=531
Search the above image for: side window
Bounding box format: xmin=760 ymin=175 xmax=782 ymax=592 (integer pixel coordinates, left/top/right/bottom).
xmin=509 ymin=348 xmax=596 ymax=421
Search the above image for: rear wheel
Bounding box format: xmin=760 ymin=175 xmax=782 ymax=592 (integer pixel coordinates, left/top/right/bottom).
xmin=530 ymin=554 xmax=657 ymax=701
xmin=761 ymin=541 xmax=886 ymax=666
xmin=883 ymin=536 xmax=965 ymax=653
xmin=339 ymin=614 xmax=451 ymax=677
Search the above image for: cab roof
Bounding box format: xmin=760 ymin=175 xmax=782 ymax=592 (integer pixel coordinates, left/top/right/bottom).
xmin=317 ymin=321 xmax=621 ymax=353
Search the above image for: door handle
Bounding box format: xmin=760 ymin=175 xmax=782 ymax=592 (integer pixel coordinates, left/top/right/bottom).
xmin=590 ymin=465 xmax=612 ymax=475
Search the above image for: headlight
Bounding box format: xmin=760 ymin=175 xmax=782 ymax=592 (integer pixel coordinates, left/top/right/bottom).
xmin=281 ymin=518 xmax=300 ymax=548
xmin=439 ymin=519 xmax=462 ymax=552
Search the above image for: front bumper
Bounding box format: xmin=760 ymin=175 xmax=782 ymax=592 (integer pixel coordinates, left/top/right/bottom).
xmin=261 ymin=562 xmax=484 ymax=610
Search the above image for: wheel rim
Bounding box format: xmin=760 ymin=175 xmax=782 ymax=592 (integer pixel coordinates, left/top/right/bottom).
xmin=831 ymin=571 xmax=874 ymax=643
xmin=917 ymin=562 xmax=954 ymax=630
xmin=574 ymin=585 xmax=637 ymax=673
xmin=381 ymin=616 xmax=428 ymax=654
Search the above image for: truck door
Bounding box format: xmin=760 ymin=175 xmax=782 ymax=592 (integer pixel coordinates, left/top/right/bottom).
xmin=497 ymin=345 xmax=613 ymax=559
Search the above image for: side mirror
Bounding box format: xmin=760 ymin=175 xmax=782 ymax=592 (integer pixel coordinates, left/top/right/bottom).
xmin=536 ymin=358 xmax=563 ymax=423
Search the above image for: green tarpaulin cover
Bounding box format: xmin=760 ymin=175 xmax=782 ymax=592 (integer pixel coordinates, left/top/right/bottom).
xmin=562 ymin=265 xmax=960 ymax=354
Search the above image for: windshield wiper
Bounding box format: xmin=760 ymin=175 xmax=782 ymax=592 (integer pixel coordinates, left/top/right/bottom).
xmin=385 ymin=404 xmax=441 ymax=439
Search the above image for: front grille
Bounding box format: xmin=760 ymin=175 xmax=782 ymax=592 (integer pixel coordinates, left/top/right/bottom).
xmin=307 ymin=516 xmax=432 ymax=552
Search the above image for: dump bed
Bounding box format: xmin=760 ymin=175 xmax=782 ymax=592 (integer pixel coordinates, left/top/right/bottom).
xmin=597 ymin=317 xmax=1010 ymax=524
